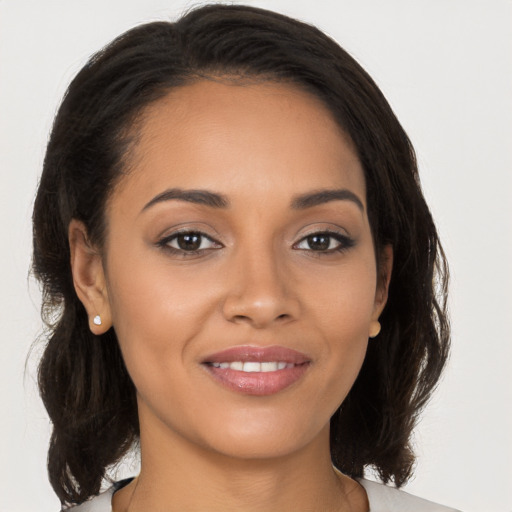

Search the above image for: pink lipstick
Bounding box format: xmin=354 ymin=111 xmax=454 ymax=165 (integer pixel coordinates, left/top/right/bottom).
xmin=202 ymin=345 xmax=311 ymax=396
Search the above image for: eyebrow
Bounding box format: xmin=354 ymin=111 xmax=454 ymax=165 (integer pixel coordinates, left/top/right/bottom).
xmin=141 ymin=188 xmax=230 ymax=212
xmin=291 ymin=189 xmax=364 ymax=212
xmin=141 ymin=187 xmax=364 ymax=213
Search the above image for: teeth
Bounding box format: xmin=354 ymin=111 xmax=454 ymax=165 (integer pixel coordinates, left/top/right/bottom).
xmin=210 ymin=361 xmax=293 ymax=372
xmin=261 ymin=362 xmax=278 ymax=372
xmin=243 ymin=362 xmax=261 ymax=372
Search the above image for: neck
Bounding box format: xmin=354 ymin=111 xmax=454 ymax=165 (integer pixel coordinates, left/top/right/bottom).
xmin=114 ymin=422 xmax=367 ymax=512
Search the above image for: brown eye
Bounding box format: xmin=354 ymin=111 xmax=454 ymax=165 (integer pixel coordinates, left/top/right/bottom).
xmin=159 ymin=231 xmax=221 ymax=253
xmin=306 ymin=234 xmax=331 ymax=251
xmin=294 ymin=231 xmax=355 ymax=253
xmin=176 ymin=233 xmax=202 ymax=251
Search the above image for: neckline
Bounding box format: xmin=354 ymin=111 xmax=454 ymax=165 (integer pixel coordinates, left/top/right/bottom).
xmin=109 ymin=475 xmax=371 ymax=511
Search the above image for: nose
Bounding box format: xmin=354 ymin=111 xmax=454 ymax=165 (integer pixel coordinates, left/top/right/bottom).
xmin=221 ymin=246 xmax=300 ymax=329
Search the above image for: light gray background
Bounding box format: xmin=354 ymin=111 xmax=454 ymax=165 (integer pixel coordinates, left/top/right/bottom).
xmin=1 ymin=1 xmax=511 ymax=511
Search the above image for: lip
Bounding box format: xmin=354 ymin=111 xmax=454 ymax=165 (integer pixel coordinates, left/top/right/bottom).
xmin=201 ymin=345 xmax=311 ymax=396
xmin=203 ymin=345 xmax=310 ymax=364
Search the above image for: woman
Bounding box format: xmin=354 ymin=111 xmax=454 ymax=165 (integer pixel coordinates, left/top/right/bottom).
xmin=33 ymin=4 xmax=459 ymax=511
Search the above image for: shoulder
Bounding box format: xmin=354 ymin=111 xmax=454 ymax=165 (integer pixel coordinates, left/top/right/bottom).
xmin=60 ymin=479 xmax=134 ymax=512
xmin=63 ymin=478 xmax=462 ymax=512
xmin=61 ymin=488 xmax=113 ymax=512
xmin=358 ymin=479 xmax=462 ymax=512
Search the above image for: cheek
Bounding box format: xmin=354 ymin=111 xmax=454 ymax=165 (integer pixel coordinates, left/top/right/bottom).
xmin=105 ymin=252 xmax=218 ymax=380
xmin=304 ymin=255 xmax=377 ymax=335
xmin=302 ymin=259 xmax=377 ymax=392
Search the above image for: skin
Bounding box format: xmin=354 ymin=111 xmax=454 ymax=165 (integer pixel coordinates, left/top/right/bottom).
xmin=69 ymin=80 xmax=392 ymax=511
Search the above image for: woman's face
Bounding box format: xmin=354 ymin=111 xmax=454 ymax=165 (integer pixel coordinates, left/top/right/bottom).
xmin=96 ymin=81 xmax=389 ymax=460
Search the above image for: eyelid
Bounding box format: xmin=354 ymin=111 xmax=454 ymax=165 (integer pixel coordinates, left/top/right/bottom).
xmin=154 ymin=224 xmax=354 ymax=257
xmin=155 ymin=221 xmax=223 ymax=240
xmin=293 ymin=224 xmax=350 ymax=244
xmin=292 ymin=228 xmax=355 ymax=253
xmin=156 ymin=228 xmax=224 ymax=255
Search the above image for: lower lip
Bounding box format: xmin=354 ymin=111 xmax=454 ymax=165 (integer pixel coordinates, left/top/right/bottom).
xmin=203 ymin=363 xmax=310 ymax=396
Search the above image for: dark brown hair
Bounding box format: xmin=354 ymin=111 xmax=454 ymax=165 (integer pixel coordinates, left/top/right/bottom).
xmin=32 ymin=4 xmax=449 ymax=506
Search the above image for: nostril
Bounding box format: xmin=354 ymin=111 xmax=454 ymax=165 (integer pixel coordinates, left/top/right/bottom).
xmin=222 ymin=294 xmax=299 ymax=327
xmin=233 ymin=315 xmax=250 ymax=321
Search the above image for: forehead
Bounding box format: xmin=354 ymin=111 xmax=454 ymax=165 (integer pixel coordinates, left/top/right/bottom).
xmin=112 ymin=80 xmax=366 ymax=211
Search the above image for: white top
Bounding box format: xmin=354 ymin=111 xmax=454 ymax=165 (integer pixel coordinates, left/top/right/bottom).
xmin=67 ymin=478 xmax=461 ymax=511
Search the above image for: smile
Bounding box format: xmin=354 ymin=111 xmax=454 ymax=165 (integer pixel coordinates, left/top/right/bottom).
xmin=208 ymin=361 xmax=295 ymax=372
xmin=202 ymin=345 xmax=311 ymax=396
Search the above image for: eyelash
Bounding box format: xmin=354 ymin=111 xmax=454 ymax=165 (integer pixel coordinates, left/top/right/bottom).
xmin=293 ymin=230 xmax=355 ymax=255
xmin=156 ymin=230 xmax=222 ymax=256
xmin=156 ymin=229 xmax=355 ymax=257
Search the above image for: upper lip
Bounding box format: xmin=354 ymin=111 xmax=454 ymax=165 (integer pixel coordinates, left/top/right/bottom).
xmin=202 ymin=345 xmax=311 ymax=364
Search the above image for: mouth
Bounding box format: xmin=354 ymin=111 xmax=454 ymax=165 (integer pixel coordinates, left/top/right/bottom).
xmin=207 ymin=361 xmax=296 ymax=372
xmin=201 ymin=345 xmax=311 ymax=396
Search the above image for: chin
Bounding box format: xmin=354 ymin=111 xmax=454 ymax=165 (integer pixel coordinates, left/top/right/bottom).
xmin=188 ymin=407 xmax=331 ymax=462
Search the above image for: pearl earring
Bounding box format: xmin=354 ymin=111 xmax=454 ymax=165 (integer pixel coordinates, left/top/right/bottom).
xmin=369 ymin=321 xmax=381 ymax=338
xmin=93 ymin=315 xmax=102 ymax=326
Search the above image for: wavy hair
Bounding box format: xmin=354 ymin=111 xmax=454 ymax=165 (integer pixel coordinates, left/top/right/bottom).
xmin=32 ymin=4 xmax=450 ymax=506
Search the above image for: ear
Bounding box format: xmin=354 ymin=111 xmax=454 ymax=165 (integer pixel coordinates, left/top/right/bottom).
xmin=68 ymin=219 xmax=112 ymax=334
xmin=369 ymin=244 xmax=393 ymax=338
